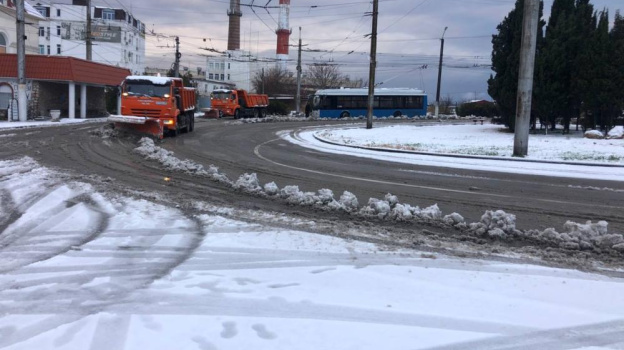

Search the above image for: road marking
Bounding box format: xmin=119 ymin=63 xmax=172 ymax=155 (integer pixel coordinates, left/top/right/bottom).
xmin=254 ymin=138 xmax=624 ymax=210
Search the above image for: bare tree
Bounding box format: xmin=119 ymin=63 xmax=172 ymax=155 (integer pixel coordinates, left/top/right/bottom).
xmin=252 ymin=67 xmax=295 ymax=95
xmin=305 ymin=63 xmax=364 ymax=89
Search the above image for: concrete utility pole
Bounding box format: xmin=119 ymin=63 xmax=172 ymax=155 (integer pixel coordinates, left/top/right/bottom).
xmin=434 ymin=26 xmax=447 ymax=119
xmin=86 ymin=0 xmax=92 ymax=60
xmin=296 ymin=27 xmax=302 ymax=114
xmin=513 ymin=0 xmax=539 ymax=157
xmin=16 ymin=0 xmax=27 ymax=122
xmin=174 ymin=36 xmax=180 ymax=78
xmin=366 ymin=0 xmax=378 ymax=129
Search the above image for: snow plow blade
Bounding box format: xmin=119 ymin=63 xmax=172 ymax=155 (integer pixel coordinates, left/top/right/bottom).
xmin=108 ymin=115 xmax=164 ymax=139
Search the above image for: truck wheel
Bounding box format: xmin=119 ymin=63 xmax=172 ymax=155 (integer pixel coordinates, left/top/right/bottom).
xmin=340 ymin=111 xmax=351 ymax=118
xmin=189 ymin=114 xmax=194 ymax=132
xmin=234 ymin=109 xmax=240 ymax=119
xmin=258 ymin=109 xmax=264 ymax=118
xmin=253 ymin=109 xmax=259 ymax=119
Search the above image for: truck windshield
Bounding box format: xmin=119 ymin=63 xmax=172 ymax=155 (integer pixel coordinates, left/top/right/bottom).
xmin=212 ymin=92 xmax=231 ymax=101
xmin=125 ymin=81 xmax=171 ymax=98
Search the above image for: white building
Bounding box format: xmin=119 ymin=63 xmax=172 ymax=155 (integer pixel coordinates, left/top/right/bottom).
xmin=0 ymin=0 xmax=44 ymax=55
xmin=205 ymin=50 xmax=268 ymax=92
xmin=33 ymin=0 xmax=145 ymax=74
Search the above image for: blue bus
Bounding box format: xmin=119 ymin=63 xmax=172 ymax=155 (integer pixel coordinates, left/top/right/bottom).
xmin=311 ymin=88 xmax=427 ymax=119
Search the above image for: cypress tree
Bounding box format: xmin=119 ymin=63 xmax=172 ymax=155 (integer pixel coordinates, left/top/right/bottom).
xmin=611 ymin=11 xmax=624 ymax=124
xmin=488 ymin=0 xmax=544 ymax=132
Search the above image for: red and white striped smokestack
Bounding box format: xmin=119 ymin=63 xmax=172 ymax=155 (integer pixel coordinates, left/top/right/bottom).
xmin=276 ymin=0 xmax=291 ymax=70
xmin=227 ymin=0 xmax=242 ymax=51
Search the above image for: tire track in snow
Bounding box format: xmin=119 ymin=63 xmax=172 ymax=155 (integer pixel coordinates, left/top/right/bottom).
xmin=420 ymin=319 xmax=624 ymax=350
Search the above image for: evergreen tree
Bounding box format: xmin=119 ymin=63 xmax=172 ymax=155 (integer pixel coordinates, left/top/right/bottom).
xmin=488 ymin=0 xmax=544 ymax=132
xmin=610 ymin=11 xmax=624 ymax=125
xmin=583 ymin=10 xmax=615 ymax=130
xmin=536 ymin=0 xmax=576 ymax=131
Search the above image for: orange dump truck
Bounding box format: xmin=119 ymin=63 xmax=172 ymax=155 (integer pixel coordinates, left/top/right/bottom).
xmin=210 ymin=89 xmax=269 ymax=119
xmin=109 ymin=76 xmax=197 ymax=138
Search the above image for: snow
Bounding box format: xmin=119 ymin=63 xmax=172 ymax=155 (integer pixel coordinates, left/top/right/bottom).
xmin=608 ymin=126 xmax=624 ymax=139
xmin=0 ymin=118 xmax=107 ymax=130
xmin=585 ymin=129 xmax=605 ymax=139
xmin=134 ymin=137 xmax=623 ymax=252
xmin=316 ymin=124 xmax=624 ymax=164
xmin=124 ymin=75 xmax=172 ymax=85
xmin=1 ymin=157 xmax=624 ymax=349
xmin=281 ymin=125 xmax=624 ymax=181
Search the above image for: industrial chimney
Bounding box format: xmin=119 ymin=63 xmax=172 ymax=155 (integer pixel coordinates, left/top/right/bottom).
xmin=276 ymin=0 xmax=291 ymax=70
xmin=227 ymin=0 xmax=242 ymax=51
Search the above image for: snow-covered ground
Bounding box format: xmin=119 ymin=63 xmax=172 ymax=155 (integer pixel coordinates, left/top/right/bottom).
xmin=282 ymin=124 xmax=624 ymax=181
xmin=317 ymin=124 xmax=624 ymax=163
xmin=2 ymin=157 xmax=624 ymax=349
xmin=0 ymin=118 xmax=107 ymax=130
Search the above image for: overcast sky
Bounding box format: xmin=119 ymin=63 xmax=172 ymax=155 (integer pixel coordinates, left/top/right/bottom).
xmin=91 ymin=0 xmax=621 ymax=102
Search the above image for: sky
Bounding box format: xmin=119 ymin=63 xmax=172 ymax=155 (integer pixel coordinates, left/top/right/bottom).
xmin=86 ymin=0 xmax=621 ymax=102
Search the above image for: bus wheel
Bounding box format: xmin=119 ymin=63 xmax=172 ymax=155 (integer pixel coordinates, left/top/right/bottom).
xmin=393 ymin=110 xmax=402 ymax=117
xmin=340 ymin=111 xmax=351 ymax=118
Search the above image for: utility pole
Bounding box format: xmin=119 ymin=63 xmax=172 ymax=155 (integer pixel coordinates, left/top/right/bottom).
xmin=296 ymin=27 xmax=302 ymax=114
xmin=86 ymin=0 xmax=92 ymax=60
xmin=174 ymin=36 xmax=181 ymax=78
xmin=435 ymin=26 xmax=447 ymax=119
xmin=261 ymin=68 xmax=265 ymax=94
xmin=366 ymin=0 xmax=378 ymax=129
xmin=16 ymin=0 xmax=27 ymax=122
xmin=513 ymin=0 xmax=539 ymax=157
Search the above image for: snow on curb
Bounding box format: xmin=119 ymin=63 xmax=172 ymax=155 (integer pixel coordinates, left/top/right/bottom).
xmin=133 ymin=138 xmax=623 ymax=254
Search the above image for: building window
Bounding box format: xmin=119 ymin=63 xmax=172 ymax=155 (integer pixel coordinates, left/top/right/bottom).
xmin=227 ymin=74 xmax=230 ymax=80
xmin=56 ymin=44 xmax=61 ymax=54
xmin=47 ymin=45 xmax=50 ymax=55
xmin=39 ymin=45 xmax=45 ymax=54
xmin=220 ymin=63 xmax=225 ymax=70
xmin=35 ymin=6 xmax=47 ymax=18
xmin=220 ymin=74 xmax=224 ymax=81
xmin=56 ymin=26 xmax=61 ymax=36
xmin=228 ymin=63 xmax=230 ymax=69
xmin=39 ymin=27 xmax=45 ymax=37
xmin=103 ymin=9 xmax=114 ymax=20
xmin=56 ymin=9 xmax=61 ymax=17
xmin=0 ymin=33 xmax=6 ymax=54
xmin=208 ymin=73 xmax=213 ymax=80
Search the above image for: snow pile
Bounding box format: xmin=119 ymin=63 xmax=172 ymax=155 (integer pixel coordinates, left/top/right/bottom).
xmin=607 ymin=126 xmax=624 ymax=139
xmin=339 ymin=191 xmax=359 ymax=212
xmin=234 ymin=173 xmax=263 ymax=194
xmin=89 ymin=123 xmax=118 ymax=138
xmin=358 ymin=194 xmax=444 ymax=222
xmin=134 ymin=137 xmax=231 ymax=184
xmin=233 ymin=115 xmax=313 ymax=124
xmin=584 ymin=130 xmax=604 ymax=139
xmin=133 ymin=138 xmax=623 ymax=253
xmin=469 ymin=210 xmax=518 ymax=238
xmin=263 ymin=181 xmax=279 ymax=196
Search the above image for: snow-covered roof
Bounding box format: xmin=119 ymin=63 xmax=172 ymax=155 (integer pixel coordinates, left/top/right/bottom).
xmin=315 ymin=88 xmax=425 ymax=97
xmin=124 ymin=75 xmax=176 ymax=85
xmin=25 ymin=1 xmax=45 ymax=19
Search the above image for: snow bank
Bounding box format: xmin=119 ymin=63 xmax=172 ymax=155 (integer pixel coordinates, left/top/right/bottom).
xmin=134 ymin=137 xmax=231 ymax=184
xmin=584 ymin=130 xmax=604 ymax=139
xmin=133 ymin=138 xmax=623 ymax=254
xmin=607 ymin=126 xmax=624 ymax=139
xmin=469 ymin=210 xmax=518 ymax=238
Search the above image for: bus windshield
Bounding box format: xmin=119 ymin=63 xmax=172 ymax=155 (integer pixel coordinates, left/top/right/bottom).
xmin=125 ymin=80 xmax=171 ymax=98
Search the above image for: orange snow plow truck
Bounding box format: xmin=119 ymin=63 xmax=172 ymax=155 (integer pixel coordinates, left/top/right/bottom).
xmin=109 ymin=76 xmax=196 ymax=139
xmin=210 ymin=89 xmax=269 ymax=119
